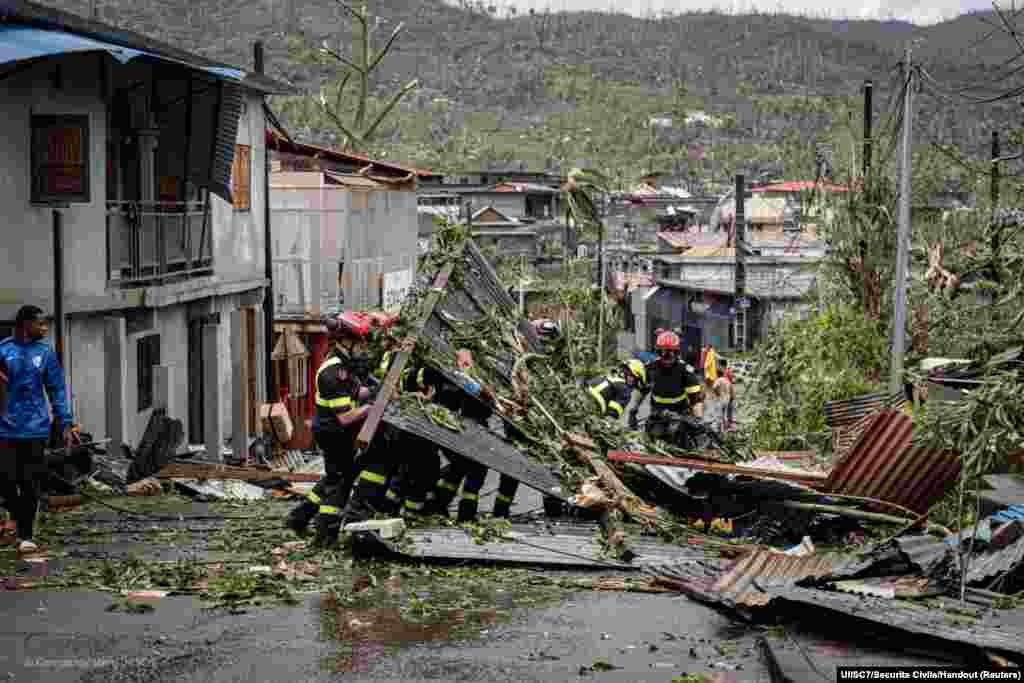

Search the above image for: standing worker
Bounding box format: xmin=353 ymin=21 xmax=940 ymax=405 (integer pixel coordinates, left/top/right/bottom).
xmin=628 ymin=330 xmax=703 ymax=436
xmin=703 ymin=343 xmax=718 ymax=386
xmin=285 ymin=313 xmax=373 ymax=546
xmin=0 ymin=306 xmax=77 ymax=554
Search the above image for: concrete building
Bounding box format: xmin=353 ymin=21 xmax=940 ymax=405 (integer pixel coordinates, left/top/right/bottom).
xmin=0 ymin=1 xmax=289 ymax=458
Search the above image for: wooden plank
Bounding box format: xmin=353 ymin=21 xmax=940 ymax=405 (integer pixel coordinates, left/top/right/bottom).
xmin=156 ymin=462 xmax=321 ymax=482
xmin=607 ymin=450 xmax=829 ymax=487
xmin=355 ymin=260 xmax=458 ymax=450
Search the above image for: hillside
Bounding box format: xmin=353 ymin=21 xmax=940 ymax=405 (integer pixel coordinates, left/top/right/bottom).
xmin=41 ymin=0 xmax=1024 ymax=183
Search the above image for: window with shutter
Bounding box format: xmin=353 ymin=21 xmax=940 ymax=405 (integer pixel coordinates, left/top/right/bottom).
xmin=232 ymin=144 xmax=252 ymax=211
xmin=31 ymin=115 xmax=90 ymax=204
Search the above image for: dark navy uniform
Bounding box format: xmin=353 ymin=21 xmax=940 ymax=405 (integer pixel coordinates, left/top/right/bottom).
xmin=286 ymin=351 xmax=365 ymax=537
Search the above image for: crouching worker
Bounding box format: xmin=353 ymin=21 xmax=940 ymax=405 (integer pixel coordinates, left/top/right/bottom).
xmin=285 ymin=313 xmax=373 ymax=547
xmin=587 ymin=359 xmax=647 ymax=421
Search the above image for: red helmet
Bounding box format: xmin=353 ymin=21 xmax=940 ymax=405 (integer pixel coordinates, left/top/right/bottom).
xmin=655 ymin=330 xmax=680 ymax=352
xmin=325 ymin=311 xmax=371 ymax=340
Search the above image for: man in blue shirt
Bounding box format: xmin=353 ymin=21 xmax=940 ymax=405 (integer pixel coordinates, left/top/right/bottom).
xmin=0 ymin=306 xmax=75 ymax=554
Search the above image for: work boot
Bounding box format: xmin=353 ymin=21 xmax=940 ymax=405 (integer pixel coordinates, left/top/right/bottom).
xmin=285 ymin=501 xmax=318 ymax=537
xmin=339 ymin=497 xmax=377 ymax=528
xmin=313 ymin=514 xmax=342 ymax=549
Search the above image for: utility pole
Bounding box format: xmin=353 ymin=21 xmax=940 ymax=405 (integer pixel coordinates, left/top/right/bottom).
xmin=597 ymin=192 xmax=606 ymax=367
xmin=863 ymin=80 xmax=873 ymax=183
xmin=991 ymin=131 xmax=1001 ymax=256
xmin=890 ymin=46 xmax=914 ymax=395
xmin=256 ymin=41 xmax=276 ymax=405
xmin=734 ymin=174 xmax=746 ymax=353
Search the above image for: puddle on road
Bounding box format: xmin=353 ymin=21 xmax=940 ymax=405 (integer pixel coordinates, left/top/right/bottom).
xmin=317 ymin=563 xmax=568 ymax=674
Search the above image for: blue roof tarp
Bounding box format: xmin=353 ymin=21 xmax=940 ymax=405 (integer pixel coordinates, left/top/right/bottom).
xmin=0 ymin=26 xmax=245 ymax=80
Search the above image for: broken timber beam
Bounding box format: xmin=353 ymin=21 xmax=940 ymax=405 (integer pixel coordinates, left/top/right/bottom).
xmin=356 ymin=261 xmax=457 ymax=450
xmin=564 ymin=433 xmax=663 ymax=528
xmin=607 ymin=451 xmax=828 ymax=488
xmin=777 ymin=501 xmax=950 ymax=535
xmin=156 ymin=462 xmax=321 ymax=482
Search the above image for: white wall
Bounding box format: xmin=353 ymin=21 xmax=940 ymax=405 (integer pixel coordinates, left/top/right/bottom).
xmin=0 ymin=55 xmax=108 ymax=319
xmin=212 ymin=92 xmax=267 ymax=284
xmin=66 ymin=316 xmax=106 ymax=438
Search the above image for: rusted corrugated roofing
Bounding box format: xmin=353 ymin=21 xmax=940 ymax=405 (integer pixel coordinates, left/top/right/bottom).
xmin=645 ymin=548 xmax=876 ymax=608
xmin=823 ymin=410 xmax=961 ymax=515
xmin=830 ymin=575 xmax=937 ymax=599
xmin=824 ymin=391 xmax=905 ymax=429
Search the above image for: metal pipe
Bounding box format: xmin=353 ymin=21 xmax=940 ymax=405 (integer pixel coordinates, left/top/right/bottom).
xmin=53 ymin=209 xmax=65 ymax=366
xmin=255 ymin=41 xmax=276 ymax=403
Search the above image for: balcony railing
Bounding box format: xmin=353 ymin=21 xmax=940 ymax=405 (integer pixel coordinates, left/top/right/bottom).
xmin=107 ymin=200 xmax=213 ymax=286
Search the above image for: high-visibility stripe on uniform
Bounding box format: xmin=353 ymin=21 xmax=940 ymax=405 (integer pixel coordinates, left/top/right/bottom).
xmin=686 ymin=385 xmax=702 ymax=395
xmin=386 ymin=489 xmax=401 ymax=502
xmin=358 ymin=470 xmax=387 ymax=485
xmin=404 ymin=500 xmax=424 ymax=510
xmin=607 ymin=400 xmax=624 ymax=417
xmin=495 ymin=494 xmax=514 ymax=504
xmin=315 ymin=356 xmax=355 ymax=409
xmin=319 ymin=505 xmax=339 ymax=515
xmin=461 ymin=491 xmax=479 ymax=502
xmin=437 ymin=479 xmax=458 ymax=492
xmin=653 ymin=393 xmax=688 ymax=404
xmin=307 ymin=491 xmax=321 ymax=504
xmin=589 ymin=382 xmax=608 ymax=414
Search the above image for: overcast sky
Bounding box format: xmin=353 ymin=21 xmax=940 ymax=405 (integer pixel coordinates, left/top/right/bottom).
xmin=503 ymin=0 xmax=994 ymax=25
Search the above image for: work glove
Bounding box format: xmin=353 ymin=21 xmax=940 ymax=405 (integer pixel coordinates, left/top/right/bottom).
xmin=462 ymin=379 xmax=482 ymax=396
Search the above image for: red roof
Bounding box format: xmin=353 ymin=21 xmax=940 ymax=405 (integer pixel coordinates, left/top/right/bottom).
xmin=266 ymin=130 xmax=441 ymax=179
xmin=751 ymin=180 xmax=849 ymax=193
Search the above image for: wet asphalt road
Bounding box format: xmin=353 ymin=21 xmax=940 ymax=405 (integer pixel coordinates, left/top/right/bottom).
xmin=0 ymin=588 xmax=767 ymax=682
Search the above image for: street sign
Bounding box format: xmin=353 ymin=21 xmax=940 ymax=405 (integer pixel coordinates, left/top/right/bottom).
xmin=737 ymin=297 xmax=751 ymax=309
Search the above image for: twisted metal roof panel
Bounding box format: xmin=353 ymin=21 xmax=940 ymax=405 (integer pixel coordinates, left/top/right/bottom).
xmin=824 ymin=410 xmax=961 ymax=515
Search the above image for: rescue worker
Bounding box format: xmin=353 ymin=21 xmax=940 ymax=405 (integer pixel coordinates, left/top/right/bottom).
xmin=420 ymin=350 xmax=519 ymax=522
xmin=285 ymin=313 xmax=373 ymax=545
xmin=587 ymin=359 xmax=647 ymax=421
xmin=375 ymin=348 xmax=444 ymax=518
xmin=628 ymin=330 xmax=703 ymax=434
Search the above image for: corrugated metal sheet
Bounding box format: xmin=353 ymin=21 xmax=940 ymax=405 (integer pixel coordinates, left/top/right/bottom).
xmin=366 ymin=521 xmax=698 ymax=569
xmin=381 ymin=403 xmax=561 ymax=495
xmin=830 ymin=575 xmax=937 ymax=599
xmin=894 ymin=534 xmax=951 ymax=574
xmin=823 ymin=410 xmax=961 ymax=515
xmin=824 ymin=391 xmax=905 ymax=429
xmin=966 ymin=535 xmax=1024 ymax=584
xmin=644 ymin=548 xmax=876 ymax=608
xmin=608 ymin=451 xmax=828 ymax=488
xmin=766 ymin=586 xmax=1024 ymax=656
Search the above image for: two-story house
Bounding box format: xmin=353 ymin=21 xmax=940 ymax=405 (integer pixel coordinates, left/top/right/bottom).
xmin=0 ymin=1 xmax=289 ymax=459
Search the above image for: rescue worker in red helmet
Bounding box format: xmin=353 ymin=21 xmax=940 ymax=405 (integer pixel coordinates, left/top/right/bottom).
xmin=628 ymin=330 xmax=703 ymax=431
xmin=587 ymin=359 xmax=647 ymax=421
xmin=286 ymin=312 xmax=374 ymax=546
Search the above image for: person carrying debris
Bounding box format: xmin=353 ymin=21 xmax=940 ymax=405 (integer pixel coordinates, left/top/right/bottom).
xmin=587 ymin=359 xmax=647 ymax=421
xmin=286 ymin=312 xmax=374 ymax=545
xmin=628 ymin=330 xmax=703 ymax=437
xmin=0 ymin=306 xmax=77 ymax=554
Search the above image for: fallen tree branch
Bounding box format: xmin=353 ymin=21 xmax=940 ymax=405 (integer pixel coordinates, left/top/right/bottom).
xmin=778 ymin=501 xmax=951 ymax=535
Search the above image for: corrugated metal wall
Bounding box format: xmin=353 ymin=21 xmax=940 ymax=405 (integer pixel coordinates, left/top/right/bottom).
xmin=270 ymin=181 xmax=418 ymax=316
